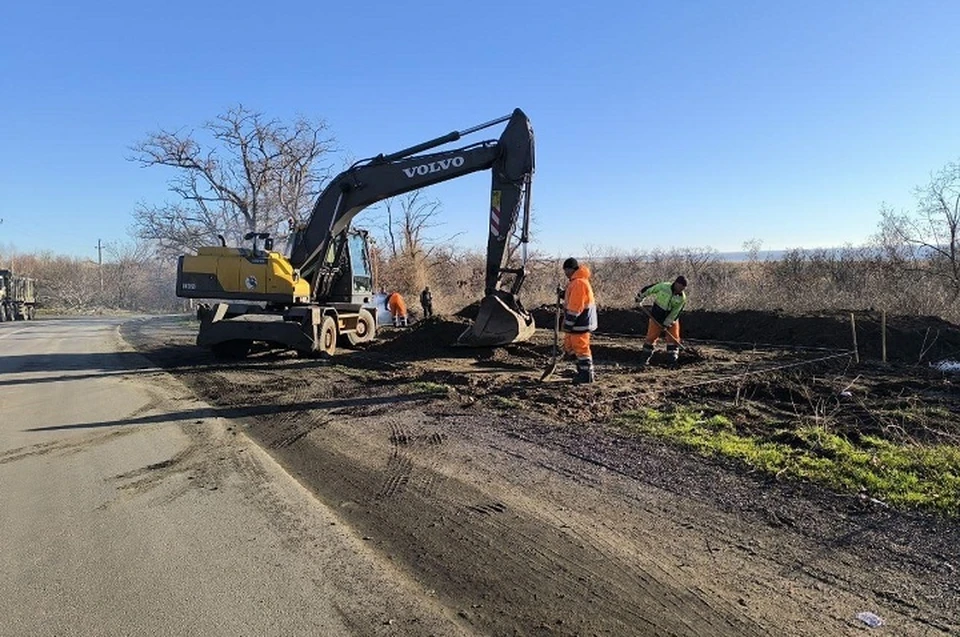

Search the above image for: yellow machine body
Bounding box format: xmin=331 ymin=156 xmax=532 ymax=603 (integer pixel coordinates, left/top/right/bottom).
xmin=176 ymin=247 xmax=312 ymax=304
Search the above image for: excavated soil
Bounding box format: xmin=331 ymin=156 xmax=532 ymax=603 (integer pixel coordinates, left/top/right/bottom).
xmin=123 ymin=308 xmax=960 ymax=636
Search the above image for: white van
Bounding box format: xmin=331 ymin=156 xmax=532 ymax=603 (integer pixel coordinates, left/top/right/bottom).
xmin=368 ymin=293 xmax=395 ymax=327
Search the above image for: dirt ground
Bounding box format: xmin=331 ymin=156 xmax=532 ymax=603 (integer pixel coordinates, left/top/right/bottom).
xmin=123 ymin=307 xmax=960 ymax=636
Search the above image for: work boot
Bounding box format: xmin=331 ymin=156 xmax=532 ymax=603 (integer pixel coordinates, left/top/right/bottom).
xmin=638 ymin=343 xmax=654 ymax=366
xmin=666 ymin=344 xmax=679 ymax=365
xmin=574 ymin=358 xmax=595 ymax=384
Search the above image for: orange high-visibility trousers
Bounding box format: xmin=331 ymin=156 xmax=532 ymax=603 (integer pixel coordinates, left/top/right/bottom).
xmin=563 ymin=332 xmax=592 ymax=358
xmin=645 ymin=318 xmax=680 ymax=346
xmin=388 ymin=294 xmax=407 ymax=317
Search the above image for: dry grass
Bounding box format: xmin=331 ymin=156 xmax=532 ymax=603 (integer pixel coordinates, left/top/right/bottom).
xmin=5 ymin=239 xmax=959 ymax=325
xmin=385 ymin=243 xmax=958 ymax=325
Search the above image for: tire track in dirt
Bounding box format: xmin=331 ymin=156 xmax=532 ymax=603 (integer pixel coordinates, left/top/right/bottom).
xmin=92 ymin=387 xmax=474 ymax=635
xmin=124 ymin=316 xmax=960 ymax=635
xmin=127 ymin=334 xmax=771 ymax=634
xmin=378 ymin=420 xmax=450 ymax=501
xmin=432 ymin=456 xmax=758 ymax=637
xmin=0 ymin=429 xmax=138 ymax=466
xmin=102 ymin=417 xmax=238 ymax=508
xmin=237 ymin=408 xmax=767 ymax=636
xmin=377 ymin=425 xmax=413 ymax=501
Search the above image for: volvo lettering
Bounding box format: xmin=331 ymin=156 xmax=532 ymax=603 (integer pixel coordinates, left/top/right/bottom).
xmin=402 ymin=156 xmax=465 ymax=178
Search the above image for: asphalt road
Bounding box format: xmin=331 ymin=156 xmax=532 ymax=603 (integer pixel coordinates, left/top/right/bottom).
xmin=0 ymin=317 xmax=468 ymax=637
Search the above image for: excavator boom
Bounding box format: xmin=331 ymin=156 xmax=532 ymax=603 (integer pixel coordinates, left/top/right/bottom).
xmin=291 ymin=108 xmax=536 ymax=346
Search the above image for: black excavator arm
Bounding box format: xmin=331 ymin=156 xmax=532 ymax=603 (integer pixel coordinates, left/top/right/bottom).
xmin=290 ymin=109 xmax=535 ymax=310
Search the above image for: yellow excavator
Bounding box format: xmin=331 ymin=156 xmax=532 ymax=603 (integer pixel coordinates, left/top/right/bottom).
xmin=175 ymin=108 xmax=537 ymax=359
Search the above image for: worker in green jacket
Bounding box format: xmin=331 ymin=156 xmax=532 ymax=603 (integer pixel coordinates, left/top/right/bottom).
xmin=634 ymin=275 xmax=687 ymax=365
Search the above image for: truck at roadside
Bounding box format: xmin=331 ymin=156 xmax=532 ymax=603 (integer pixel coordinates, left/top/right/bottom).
xmin=0 ymin=269 xmax=37 ymax=321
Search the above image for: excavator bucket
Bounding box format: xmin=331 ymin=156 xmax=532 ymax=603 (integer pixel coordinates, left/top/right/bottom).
xmin=457 ymin=291 xmax=536 ymax=347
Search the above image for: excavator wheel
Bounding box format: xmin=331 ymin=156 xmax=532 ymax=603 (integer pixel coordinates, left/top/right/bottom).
xmin=316 ymin=315 xmax=338 ymax=357
xmin=346 ymin=309 xmax=376 ymax=347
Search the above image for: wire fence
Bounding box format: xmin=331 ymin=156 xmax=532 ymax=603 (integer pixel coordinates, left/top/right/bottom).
xmin=596 ymin=349 xmax=857 ymax=407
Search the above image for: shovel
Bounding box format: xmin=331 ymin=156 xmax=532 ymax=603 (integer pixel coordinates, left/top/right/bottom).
xmin=539 ymin=286 xmax=564 ymax=382
xmin=638 ymin=304 xmax=686 ymax=351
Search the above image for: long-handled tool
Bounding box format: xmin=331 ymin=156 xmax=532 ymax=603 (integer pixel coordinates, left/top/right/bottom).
xmin=638 ymin=304 xmax=686 ymax=351
xmin=539 ymin=286 xmax=564 ymax=381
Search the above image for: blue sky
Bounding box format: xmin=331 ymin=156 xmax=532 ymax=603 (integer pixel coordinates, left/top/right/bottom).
xmin=2 ymin=0 xmax=959 ymax=260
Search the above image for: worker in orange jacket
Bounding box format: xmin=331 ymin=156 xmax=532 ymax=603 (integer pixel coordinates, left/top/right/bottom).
xmin=561 ymin=257 xmax=598 ymax=384
xmin=385 ymin=292 xmax=408 ymax=327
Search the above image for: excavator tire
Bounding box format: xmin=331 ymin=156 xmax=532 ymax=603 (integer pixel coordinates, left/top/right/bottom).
xmin=346 ymin=309 xmax=376 ymax=347
xmin=457 ymin=293 xmax=536 ymax=347
xmin=316 ymin=315 xmax=338 ymax=357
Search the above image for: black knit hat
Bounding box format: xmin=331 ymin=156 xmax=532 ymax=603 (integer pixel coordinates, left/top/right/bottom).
xmin=562 ymin=257 xmax=579 ymax=270
xmin=675 ymin=275 xmax=688 ymax=287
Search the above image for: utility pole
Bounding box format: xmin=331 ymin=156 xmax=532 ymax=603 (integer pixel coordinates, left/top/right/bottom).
xmin=96 ymin=239 xmax=103 ymax=293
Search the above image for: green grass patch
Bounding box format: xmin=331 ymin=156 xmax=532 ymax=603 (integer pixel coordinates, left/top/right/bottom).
xmin=333 ymin=365 xmax=378 ymax=381
xmin=614 ymin=407 xmax=960 ymax=516
xmin=407 ymin=381 xmax=451 ymax=396
xmin=489 ymin=395 xmax=521 ymax=410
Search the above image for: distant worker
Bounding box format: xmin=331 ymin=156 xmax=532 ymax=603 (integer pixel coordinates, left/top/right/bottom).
xmin=635 ymin=275 xmax=687 ymax=365
xmin=561 ymin=258 xmax=598 ymax=384
xmin=420 ymin=286 xmax=433 ymax=318
xmin=385 ymin=291 xmax=408 ymax=327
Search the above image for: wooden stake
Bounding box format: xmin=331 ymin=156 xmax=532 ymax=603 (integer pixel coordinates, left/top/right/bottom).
xmin=850 ymin=313 xmax=860 ymax=364
xmin=881 ymin=310 xmax=887 ymax=364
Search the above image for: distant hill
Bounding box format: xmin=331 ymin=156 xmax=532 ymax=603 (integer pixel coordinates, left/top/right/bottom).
xmin=716 ymin=250 xmax=788 ymax=262
xmin=562 ymin=245 xmax=939 ymax=264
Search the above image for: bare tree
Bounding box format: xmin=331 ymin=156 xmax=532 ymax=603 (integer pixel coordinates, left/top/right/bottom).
xmin=103 ymin=239 xmax=153 ymax=309
xmin=374 ymin=191 xmax=458 ymax=294
xmin=875 ymin=160 xmax=960 ymax=300
xmin=376 ymin=191 xmax=456 ymax=260
xmin=503 ymin=208 xmax=533 ymax=271
xmin=129 ymin=105 xmax=336 ymax=255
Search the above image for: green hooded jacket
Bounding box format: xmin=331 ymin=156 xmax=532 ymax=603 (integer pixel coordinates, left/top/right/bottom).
xmin=638 ymin=281 xmax=686 ymax=324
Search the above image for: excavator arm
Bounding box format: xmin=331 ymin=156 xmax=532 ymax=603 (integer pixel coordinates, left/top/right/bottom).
xmin=291 ymin=109 xmax=535 ymax=320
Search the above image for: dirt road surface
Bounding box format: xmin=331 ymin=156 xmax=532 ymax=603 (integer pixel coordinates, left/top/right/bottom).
xmin=0 ymin=318 xmax=473 ymax=636
xmin=121 ymin=315 xmax=958 ymax=636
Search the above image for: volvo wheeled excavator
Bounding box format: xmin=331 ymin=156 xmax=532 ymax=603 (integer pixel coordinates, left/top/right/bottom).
xmin=175 ymin=108 xmax=537 ymax=359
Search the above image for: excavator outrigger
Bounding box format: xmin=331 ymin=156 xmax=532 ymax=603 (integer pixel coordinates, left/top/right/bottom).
xmin=175 ymin=108 xmax=537 ymax=358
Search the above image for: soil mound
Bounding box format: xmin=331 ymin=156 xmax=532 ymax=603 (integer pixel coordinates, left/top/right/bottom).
xmin=367 ymin=315 xmax=474 ymax=358
xmin=527 ymin=307 xmax=960 ymax=364
xmin=455 ymin=302 xmax=481 ymax=320
xmin=366 ymin=314 xmax=549 ymax=363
